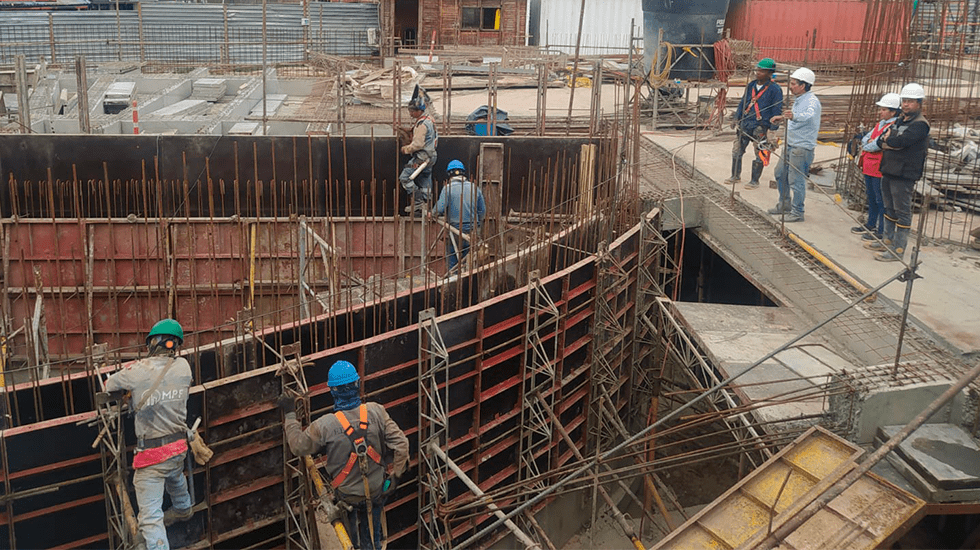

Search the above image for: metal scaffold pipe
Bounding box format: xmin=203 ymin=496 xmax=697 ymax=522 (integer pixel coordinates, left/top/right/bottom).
xmin=426 ymin=443 xmax=542 ymax=550
xmin=454 ymin=265 xmax=911 ymax=550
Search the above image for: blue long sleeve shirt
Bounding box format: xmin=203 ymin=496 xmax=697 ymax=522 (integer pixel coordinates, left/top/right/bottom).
xmin=435 ymin=177 xmax=486 ymax=232
xmin=786 ymin=91 xmax=822 ymax=150
xmin=734 ymin=80 xmax=783 ymax=132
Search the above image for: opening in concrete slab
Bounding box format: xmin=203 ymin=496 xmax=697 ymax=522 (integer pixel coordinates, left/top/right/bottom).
xmin=668 ymin=231 xmax=778 ymax=307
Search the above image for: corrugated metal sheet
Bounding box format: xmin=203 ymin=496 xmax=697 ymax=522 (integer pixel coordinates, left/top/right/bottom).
xmin=726 ymin=0 xmax=868 ymax=65
xmin=0 ymin=1 xmax=379 ymax=64
xmin=537 ymin=0 xmax=643 ymax=55
xmin=652 ymin=426 xmax=926 ymax=550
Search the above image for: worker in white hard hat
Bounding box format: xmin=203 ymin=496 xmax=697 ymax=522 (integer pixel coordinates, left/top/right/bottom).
xmin=852 ymin=92 xmax=902 ymax=242
xmin=868 ymin=83 xmax=930 ymax=262
xmin=768 ymin=67 xmax=822 ymax=223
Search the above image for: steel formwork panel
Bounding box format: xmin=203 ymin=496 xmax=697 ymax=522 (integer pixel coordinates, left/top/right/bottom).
xmin=0 ymin=209 xmax=660 ymax=549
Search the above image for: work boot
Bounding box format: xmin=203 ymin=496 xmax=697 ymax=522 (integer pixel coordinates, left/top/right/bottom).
xmin=861 ymin=232 xmax=883 ymax=241
xmin=864 ymin=239 xmax=890 ymax=251
xmin=767 ymin=203 xmax=791 ymax=215
xmin=874 ymin=250 xmax=901 ymax=262
xmin=744 ymin=180 xmax=760 ymax=189
xmin=882 ymin=215 xmax=896 ymax=243
xmin=850 ymin=224 xmax=872 ymax=235
xmin=724 ymin=158 xmax=741 ymax=185
xmin=890 ymin=226 xmax=910 ymax=260
xmin=164 ymin=506 xmax=194 ymax=527
xmin=403 ymin=202 xmax=427 ymax=215
xmin=781 ymin=212 xmax=805 ymax=223
xmin=749 ymin=161 xmax=764 ymax=184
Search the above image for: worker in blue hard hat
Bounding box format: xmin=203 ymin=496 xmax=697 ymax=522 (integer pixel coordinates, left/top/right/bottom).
xmin=433 ymin=159 xmax=486 ymax=273
xmin=281 ymin=360 xmax=409 ymax=550
xmin=727 ymin=57 xmax=783 ymax=189
xmin=104 ymin=318 xmax=195 ymax=550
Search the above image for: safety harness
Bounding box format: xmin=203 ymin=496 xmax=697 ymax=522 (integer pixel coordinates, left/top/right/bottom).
xmin=743 ymin=82 xmax=771 ymax=121
xmin=331 ymin=404 xmax=384 ymax=550
xmin=330 ymin=405 xmax=383 ymax=489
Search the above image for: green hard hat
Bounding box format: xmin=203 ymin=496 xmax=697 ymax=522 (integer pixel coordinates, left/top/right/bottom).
xmin=146 ymin=318 xmax=184 ymax=346
xmin=756 ymin=58 xmax=776 ymax=70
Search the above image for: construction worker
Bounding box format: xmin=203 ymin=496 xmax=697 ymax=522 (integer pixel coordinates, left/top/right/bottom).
xmin=726 ymin=58 xmax=783 ymax=189
xmin=433 ymin=159 xmax=486 ymax=272
xmin=870 ymin=82 xmax=930 ymax=262
xmin=852 ymin=92 xmax=901 ymax=242
xmin=104 ymin=318 xmax=194 ymax=550
xmin=281 ymin=360 xmax=409 ymax=550
xmin=399 ymin=88 xmax=438 ymax=215
xmin=768 ymin=67 xmax=822 ymax=223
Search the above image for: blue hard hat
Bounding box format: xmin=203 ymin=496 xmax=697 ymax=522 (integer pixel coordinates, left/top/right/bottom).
xmin=447 ymin=159 xmax=466 ymax=175
xmin=328 ymin=360 xmax=359 ymax=387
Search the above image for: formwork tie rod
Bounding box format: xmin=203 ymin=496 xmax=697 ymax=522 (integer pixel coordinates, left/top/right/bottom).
xmin=454 ymin=266 xmax=911 ymax=550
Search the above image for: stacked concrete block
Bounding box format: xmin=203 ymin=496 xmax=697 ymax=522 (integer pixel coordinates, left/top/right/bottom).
xmin=191 ymin=78 xmax=227 ymax=102
xmin=103 ymin=81 xmax=135 ymax=114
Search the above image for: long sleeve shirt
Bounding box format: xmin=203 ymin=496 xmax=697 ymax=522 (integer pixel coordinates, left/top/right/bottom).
xmin=734 ymin=80 xmax=783 ymax=132
xmin=786 ymin=91 xmax=822 ymax=150
xmin=435 ymin=176 xmax=486 ymax=232
xmin=402 ymin=115 xmax=438 ymax=162
xmin=862 ymin=117 xmax=898 ymax=152
xmin=284 ymin=403 xmax=409 ymax=501
xmin=105 ymin=355 xmax=192 ymax=441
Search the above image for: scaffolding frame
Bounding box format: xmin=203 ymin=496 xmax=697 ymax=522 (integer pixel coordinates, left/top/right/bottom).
xmin=281 ymin=341 xmax=315 ymax=550
xmin=417 ymin=308 xmax=452 ymax=550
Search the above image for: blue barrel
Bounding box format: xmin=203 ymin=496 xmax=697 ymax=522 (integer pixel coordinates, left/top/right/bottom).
xmin=643 ymin=0 xmax=731 ymax=81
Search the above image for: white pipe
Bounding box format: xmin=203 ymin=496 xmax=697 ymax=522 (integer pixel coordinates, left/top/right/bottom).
xmin=427 ymin=443 xmax=542 ymax=550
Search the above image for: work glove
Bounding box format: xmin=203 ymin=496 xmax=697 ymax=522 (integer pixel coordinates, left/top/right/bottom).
xmin=278 ymin=393 xmax=296 ymax=415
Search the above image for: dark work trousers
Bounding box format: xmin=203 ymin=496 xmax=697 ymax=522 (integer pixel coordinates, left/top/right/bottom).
xmin=731 ymin=124 xmax=767 ymax=182
xmin=880 ymin=174 xmax=916 ymax=254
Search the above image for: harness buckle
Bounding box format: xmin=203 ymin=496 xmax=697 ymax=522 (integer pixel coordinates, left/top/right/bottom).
xmin=354 ymin=439 xmax=368 ymax=456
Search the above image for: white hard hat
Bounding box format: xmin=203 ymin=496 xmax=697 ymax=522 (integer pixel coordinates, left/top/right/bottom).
xmin=900 ymin=82 xmax=926 ymax=100
xmin=790 ymin=67 xmax=816 ymax=85
xmin=876 ymin=92 xmax=901 ymax=109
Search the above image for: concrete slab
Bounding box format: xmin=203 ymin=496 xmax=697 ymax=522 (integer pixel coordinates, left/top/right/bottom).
xmin=879 ymin=423 xmax=980 ymax=491
xmin=670 ymin=302 xmax=858 ymax=427
xmin=151 ymin=99 xmax=209 ymax=117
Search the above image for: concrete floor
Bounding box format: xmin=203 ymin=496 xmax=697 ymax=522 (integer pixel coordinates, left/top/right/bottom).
xmin=648 ymin=131 xmax=980 ymax=357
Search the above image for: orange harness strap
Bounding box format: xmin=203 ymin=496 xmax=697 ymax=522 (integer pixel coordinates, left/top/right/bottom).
xmin=330 ymin=405 xmax=383 ymax=489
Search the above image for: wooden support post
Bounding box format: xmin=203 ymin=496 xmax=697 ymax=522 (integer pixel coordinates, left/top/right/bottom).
xmin=576 ymin=143 xmax=596 ymax=219
xmin=75 ymin=56 xmax=91 ymax=134
xmin=48 ymin=14 xmax=57 ymax=65
xmin=15 ymin=55 xmax=31 ymax=134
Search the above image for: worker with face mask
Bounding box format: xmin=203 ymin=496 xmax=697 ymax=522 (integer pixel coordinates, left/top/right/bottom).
xmin=281 ymin=360 xmax=409 ymax=550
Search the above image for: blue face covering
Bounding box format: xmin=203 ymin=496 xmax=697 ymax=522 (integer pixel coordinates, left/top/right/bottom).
xmin=331 ymin=382 xmax=361 ymax=411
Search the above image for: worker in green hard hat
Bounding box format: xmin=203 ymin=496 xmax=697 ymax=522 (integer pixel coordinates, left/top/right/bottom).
xmin=104 ymin=318 xmax=194 ymax=550
xmin=727 ymin=57 xmax=783 ymax=189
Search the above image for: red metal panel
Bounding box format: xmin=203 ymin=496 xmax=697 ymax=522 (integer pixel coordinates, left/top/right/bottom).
xmin=727 ymin=0 xmax=868 ymax=65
